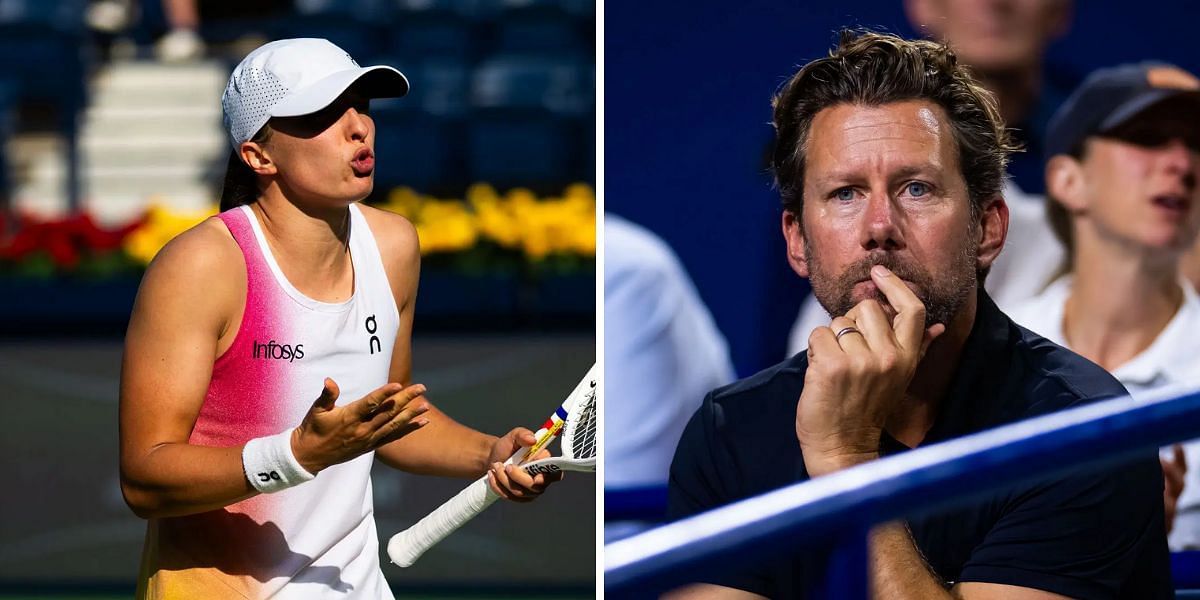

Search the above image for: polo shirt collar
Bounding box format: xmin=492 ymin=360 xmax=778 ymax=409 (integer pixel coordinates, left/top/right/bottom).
xmin=1113 ymin=280 xmax=1200 ymax=389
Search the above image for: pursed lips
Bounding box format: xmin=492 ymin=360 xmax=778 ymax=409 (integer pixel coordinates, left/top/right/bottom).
xmin=351 ymin=147 xmax=374 ymax=175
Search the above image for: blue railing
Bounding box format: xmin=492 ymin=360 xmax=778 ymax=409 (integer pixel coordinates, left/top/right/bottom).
xmin=605 ymin=383 xmax=1200 ymax=597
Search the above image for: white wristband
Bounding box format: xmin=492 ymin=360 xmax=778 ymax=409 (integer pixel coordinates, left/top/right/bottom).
xmin=242 ymin=430 xmax=315 ymax=493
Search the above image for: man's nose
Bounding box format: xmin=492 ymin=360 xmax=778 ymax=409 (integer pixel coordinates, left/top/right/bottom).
xmin=861 ymin=192 xmax=904 ymax=251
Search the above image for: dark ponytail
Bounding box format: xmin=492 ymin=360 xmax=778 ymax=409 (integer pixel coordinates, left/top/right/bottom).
xmin=218 ymin=124 xmax=273 ymax=212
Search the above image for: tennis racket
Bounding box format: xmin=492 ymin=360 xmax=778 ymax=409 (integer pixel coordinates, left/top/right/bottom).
xmin=387 ymin=362 xmax=598 ymax=567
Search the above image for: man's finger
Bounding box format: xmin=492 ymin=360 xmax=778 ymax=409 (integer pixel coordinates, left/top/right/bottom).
xmin=808 ymin=325 xmax=844 ymax=361
xmin=869 ymin=265 xmax=927 ymax=352
xmin=1176 ymin=444 xmax=1188 ymax=473
xmin=830 ymin=316 xmax=869 ymax=353
xmin=847 ymin=299 xmax=895 ymax=351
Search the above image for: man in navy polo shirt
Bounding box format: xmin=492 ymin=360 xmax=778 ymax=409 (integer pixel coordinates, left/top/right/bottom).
xmin=667 ymin=30 xmax=1171 ymax=599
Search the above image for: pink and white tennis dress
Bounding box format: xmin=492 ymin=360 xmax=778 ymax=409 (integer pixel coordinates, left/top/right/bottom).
xmin=137 ymin=203 xmax=400 ymax=599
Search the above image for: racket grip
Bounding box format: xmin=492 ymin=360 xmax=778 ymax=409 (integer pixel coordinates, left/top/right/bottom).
xmin=387 ymin=475 xmax=501 ymax=567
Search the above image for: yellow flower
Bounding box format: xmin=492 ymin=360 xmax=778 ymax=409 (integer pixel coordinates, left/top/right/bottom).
xmin=123 ymin=203 xmax=217 ymax=265
xmin=263 ymin=182 xmax=595 ymax=260
xmin=382 ymin=187 xmax=424 ymax=219
xmin=414 ymin=199 xmax=477 ymax=254
xmin=500 ymin=184 xmax=595 ymax=260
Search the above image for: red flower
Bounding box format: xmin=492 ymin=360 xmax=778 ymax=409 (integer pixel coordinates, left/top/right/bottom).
xmin=0 ymin=209 xmax=147 ymax=271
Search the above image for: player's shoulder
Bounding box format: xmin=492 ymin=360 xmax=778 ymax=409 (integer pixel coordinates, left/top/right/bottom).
xmin=144 ymin=215 xmax=241 ymax=284
xmin=357 ymin=203 xmax=419 ymax=257
xmin=131 ymin=215 xmax=244 ymax=330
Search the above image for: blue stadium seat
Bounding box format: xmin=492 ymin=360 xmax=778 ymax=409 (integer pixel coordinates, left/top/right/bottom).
xmin=0 ymin=78 xmax=16 ymax=201
xmin=467 ymin=117 xmax=570 ymax=186
xmin=371 ymin=105 xmax=455 ymax=192
xmin=374 ymin=57 xmax=470 ymax=118
xmin=495 ymin=13 xmax=582 ymax=54
xmin=576 ymin=110 xmax=594 ymax=182
xmin=270 ymin=1 xmax=395 ymax=61
xmin=475 ymin=0 xmax=588 ymax=54
xmin=389 ymin=1 xmax=479 ymax=61
xmin=293 ymin=0 xmax=394 ymax=20
xmin=466 ymin=55 xmax=590 ymax=186
xmin=560 ymin=0 xmax=595 ymax=20
xmin=0 ymin=0 xmax=86 ymax=32
xmin=268 ymin=16 xmax=387 ymax=61
xmin=471 ymin=54 xmax=590 ymax=115
xmin=0 ymin=1 xmax=88 ymax=207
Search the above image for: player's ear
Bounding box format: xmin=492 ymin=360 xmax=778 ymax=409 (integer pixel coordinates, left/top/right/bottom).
xmin=783 ymin=209 xmax=810 ymax=278
xmin=975 ymin=195 xmax=1008 ymax=273
xmin=1046 ymin=154 xmax=1086 ymax=213
xmin=240 ymin=141 xmax=277 ymax=176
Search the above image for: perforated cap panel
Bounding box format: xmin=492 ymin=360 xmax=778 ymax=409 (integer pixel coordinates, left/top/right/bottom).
xmin=222 ymin=66 xmax=290 ymax=148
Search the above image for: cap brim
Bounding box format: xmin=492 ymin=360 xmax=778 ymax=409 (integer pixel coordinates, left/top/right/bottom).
xmin=1100 ymin=88 xmax=1200 ymax=131
xmin=269 ymin=65 xmax=410 ymax=118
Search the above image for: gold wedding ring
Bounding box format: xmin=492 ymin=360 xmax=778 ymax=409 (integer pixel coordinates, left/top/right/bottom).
xmin=834 ymin=326 xmax=861 ymax=341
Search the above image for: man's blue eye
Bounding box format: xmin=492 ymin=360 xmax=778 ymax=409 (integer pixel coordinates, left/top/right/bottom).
xmin=907 ymin=182 xmax=929 ymax=196
xmin=836 ymin=188 xmax=855 ymax=201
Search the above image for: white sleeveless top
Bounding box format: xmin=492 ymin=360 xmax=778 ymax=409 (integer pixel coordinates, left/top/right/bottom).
xmin=137 ymin=203 xmax=400 ymax=599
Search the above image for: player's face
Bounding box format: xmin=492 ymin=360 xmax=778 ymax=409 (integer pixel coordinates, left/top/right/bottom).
xmin=785 ymin=101 xmax=995 ymax=327
xmin=1076 ymin=100 xmax=1200 ymax=254
xmin=910 ymin=0 xmax=1068 ymax=73
xmin=263 ymin=88 xmax=376 ymax=205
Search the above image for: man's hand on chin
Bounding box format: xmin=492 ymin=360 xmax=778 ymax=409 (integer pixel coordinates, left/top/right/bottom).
xmin=796 ymin=265 xmax=945 ymax=477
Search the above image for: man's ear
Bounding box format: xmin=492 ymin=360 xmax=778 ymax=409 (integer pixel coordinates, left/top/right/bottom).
xmin=1045 ymin=154 xmax=1086 ymax=214
xmin=240 ymin=141 xmax=276 ymax=176
xmin=976 ymin=195 xmax=1008 ymax=273
xmin=782 ymin=210 xmax=810 ymax=278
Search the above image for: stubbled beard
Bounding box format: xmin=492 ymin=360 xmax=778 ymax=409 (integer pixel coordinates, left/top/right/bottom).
xmin=804 ymin=239 xmax=977 ymax=329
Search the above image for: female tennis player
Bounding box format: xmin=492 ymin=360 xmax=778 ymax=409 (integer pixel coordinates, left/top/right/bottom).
xmin=118 ymin=39 xmax=555 ymax=599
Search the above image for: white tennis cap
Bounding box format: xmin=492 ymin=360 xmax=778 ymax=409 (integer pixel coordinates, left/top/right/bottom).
xmin=221 ymin=38 xmax=409 ymax=150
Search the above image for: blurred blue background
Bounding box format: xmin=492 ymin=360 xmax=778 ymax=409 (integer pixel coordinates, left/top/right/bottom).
xmin=605 ymin=0 xmax=1200 ymax=378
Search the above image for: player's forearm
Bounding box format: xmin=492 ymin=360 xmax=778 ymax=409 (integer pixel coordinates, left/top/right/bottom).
xmin=869 ymin=521 xmax=952 ymax=599
xmin=375 ymin=406 xmax=495 ymax=477
xmin=120 ymin=443 xmax=257 ymax=519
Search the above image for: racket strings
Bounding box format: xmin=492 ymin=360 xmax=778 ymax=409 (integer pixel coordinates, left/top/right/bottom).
xmin=564 ymin=388 xmax=597 ymax=460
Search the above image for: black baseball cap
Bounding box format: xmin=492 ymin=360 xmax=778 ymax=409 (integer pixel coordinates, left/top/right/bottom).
xmin=1045 ymin=62 xmax=1200 ymax=158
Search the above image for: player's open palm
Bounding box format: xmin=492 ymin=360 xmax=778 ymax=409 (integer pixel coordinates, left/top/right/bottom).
xmin=797 ymin=265 xmax=944 ymax=476
xmin=292 ymin=378 xmax=431 ymax=474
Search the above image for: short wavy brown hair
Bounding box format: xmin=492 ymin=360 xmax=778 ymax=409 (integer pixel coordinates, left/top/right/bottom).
xmin=771 ymin=30 xmax=1018 ymax=220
